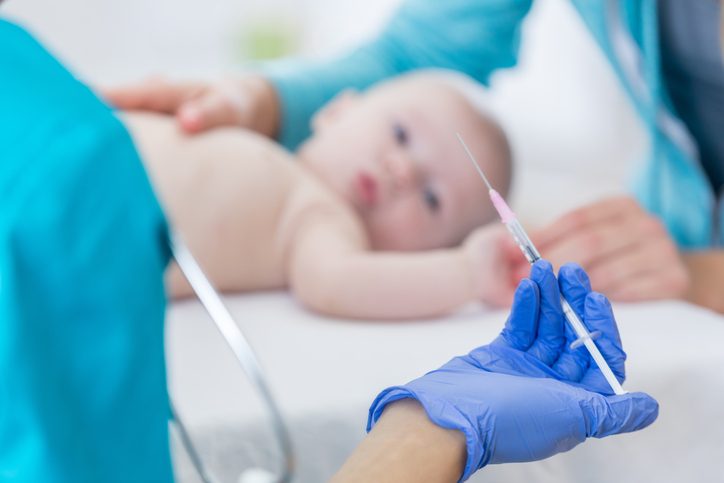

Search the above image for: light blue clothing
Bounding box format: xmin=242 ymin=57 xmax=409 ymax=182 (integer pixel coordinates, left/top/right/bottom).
xmin=659 ymin=0 xmax=724 ymax=194
xmin=265 ymin=0 xmax=723 ymax=248
xmin=0 ymin=20 xmax=173 ymax=482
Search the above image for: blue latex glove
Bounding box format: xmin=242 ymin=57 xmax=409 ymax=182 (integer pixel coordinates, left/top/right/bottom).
xmin=367 ymin=260 xmax=659 ymax=482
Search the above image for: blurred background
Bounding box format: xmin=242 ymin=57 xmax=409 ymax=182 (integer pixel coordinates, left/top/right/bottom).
xmin=3 ymin=3 xmax=720 ymax=483
xmin=4 ymin=0 xmax=647 ymax=225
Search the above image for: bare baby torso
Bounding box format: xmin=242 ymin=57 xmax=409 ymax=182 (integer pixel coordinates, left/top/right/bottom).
xmin=124 ymin=112 xmax=363 ymax=296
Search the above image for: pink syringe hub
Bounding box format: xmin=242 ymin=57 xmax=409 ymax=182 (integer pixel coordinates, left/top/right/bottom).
xmin=489 ymin=189 xmax=516 ymax=223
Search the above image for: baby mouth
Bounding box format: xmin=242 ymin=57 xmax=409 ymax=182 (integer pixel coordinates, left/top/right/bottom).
xmin=354 ymin=171 xmax=378 ymax=208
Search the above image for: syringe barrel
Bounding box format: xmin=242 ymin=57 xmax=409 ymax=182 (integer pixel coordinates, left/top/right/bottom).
xmin=504 ymin=219 xmax=541 ymax=264
xmin=560 ymin=297 xmax=627 ymax=396
xmin=503 ymin=218 xmax=626 ymax=396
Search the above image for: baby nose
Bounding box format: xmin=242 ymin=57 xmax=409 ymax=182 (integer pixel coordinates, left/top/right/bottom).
xmin=384 ymin=151 xmax=418 ymax=190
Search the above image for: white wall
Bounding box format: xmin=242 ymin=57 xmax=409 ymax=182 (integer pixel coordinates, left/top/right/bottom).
xmin=3 ymin=0 xmax=647 ymax=225
xmin=2 ymin=0 xmax=398 ymax=83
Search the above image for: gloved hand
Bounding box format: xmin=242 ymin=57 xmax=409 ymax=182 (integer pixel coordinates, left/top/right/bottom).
xmin=367 ymin=260 xmax=659 ymax=482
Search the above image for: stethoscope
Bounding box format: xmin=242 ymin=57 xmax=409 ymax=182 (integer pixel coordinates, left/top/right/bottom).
xmin=170 ymin=234 xmax=295 ymax=483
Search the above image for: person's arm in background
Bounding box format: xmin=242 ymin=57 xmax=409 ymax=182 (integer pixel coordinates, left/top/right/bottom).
xmin=509 ymin=197 xmax=692 ymax=303
xmin=264 ymin=0 xmax=534 ymax=149
xmin=511 ymin=196 xmax=724 ymax=314
xmin=682 ymin=251 xmax=724 ymax=313
xmin=105 ymin=0 xmax=534 ymax=148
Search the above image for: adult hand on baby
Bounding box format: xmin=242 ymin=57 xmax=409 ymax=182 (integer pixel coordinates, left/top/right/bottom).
xmin=511 ymin=196 xmax=690 ymax=302
xmin=368 ymin=260 xmax=658 ymax=481
xmin=102 ymin=75 xmax=280 ymax=136
xmin=462 ymin=223 xmax=518 ymax=307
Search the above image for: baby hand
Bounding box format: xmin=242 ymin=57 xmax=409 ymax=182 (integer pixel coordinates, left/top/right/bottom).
xmin=462 ymin=224 xmax=518 ymax=307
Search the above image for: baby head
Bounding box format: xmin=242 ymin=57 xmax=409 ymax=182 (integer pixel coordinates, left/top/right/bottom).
xmin=297 ymin=71 xmax=512 ymax=251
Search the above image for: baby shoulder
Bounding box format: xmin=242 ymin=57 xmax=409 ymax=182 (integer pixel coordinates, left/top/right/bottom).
xmin=278 ymin=175 xmax=369 ymax=254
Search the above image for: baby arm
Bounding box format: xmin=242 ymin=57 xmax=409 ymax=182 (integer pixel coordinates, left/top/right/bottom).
xmin=287 ymin=213 xmax=514 ymax=320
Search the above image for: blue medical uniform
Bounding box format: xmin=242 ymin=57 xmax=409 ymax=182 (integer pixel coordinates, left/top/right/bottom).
xmin=265 ymin=0 xmax=724 ymax=248
xmin=0 ymin=20 xmax=173 ymax=482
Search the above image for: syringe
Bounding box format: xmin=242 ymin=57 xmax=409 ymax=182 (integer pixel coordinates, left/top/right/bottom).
xmin=457 ymin=134 xmax=626 ymax=396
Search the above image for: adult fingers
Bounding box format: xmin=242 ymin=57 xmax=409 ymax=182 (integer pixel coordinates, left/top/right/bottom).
xmin=538 ymin=214 xmax=663 ymax=271
xmin=578 ymin=292 xmax=627 ymax=391
xmin=533 ymin=197 xmax=640 ymax=249
xmin=497 ymin=278 xmax=540 ymax=351
xmin=557 ymin=262 xmax=592 ymax=315
xmin=590 ymin=235 xmax=688 ymax=300
xmin=526 ymin=260 xmax=566 ymax=365
xmin=551 ymin=263 xmax=592 ymax=381
xmin=177 ymin=82 xmax=251 ymax=133
xmin=586 ymin=237 xmax=670 ymax=294
xmin=582 ymin=392 xmax=659 ymax=438
xmin=606 ymin=264 xmax=690 ymax=302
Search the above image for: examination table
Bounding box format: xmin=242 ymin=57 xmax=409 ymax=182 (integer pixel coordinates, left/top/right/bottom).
xmin=167 ymin=295 xmax=724 ymax=483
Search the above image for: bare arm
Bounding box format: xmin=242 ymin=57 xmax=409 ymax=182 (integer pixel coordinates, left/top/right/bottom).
xmin=287 ymin=215 xmax=513 ymax=319
xmin=683 ymin=250 xmax=724 ymax=314
xmin=330 ymin=399 xmax=466 ymax=483
xmin=288 ymin=217 xmax=471 ymax=319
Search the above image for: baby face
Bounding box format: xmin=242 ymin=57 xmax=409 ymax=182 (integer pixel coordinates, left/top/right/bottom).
xmin=298 ymin=75 xmax=510 ymax=251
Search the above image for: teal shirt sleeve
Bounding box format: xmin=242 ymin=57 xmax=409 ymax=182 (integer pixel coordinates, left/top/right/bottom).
xmin=0 ymin=19 xmax=173 ymax=483
xmin=265 ymin=0 xmax=534 ymax=150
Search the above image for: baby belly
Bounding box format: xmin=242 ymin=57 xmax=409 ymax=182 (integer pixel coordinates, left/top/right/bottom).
xmin=166 ymin=233 xmax=287 ymax=299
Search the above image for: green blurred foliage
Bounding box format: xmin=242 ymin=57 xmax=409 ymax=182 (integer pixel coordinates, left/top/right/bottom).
xmin=234 ymin=17 xmax=301 ymax=62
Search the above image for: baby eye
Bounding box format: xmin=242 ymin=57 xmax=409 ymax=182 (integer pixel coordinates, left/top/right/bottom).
xmin=393 ymin=122 xmax=409 ymax=146
xmin=423 ymin=186 xmax=441 ymax=213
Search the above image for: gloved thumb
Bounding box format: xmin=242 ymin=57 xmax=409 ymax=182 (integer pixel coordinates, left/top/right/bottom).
xmin=582 ymin=391 xmax=659 ymax=438
xmin=558 ymin=262 xmax=592 ymax=317
xmin=581 ymin=292 xmax=626 ymax=385
xmin=497 ymin=278 xmax=540 ymax=350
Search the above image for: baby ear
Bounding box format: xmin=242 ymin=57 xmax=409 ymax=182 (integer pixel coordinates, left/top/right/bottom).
xmin=310 ymin=89 xmax=360 ymax=132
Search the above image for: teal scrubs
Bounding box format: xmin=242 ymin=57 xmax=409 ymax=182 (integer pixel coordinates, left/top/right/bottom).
xmin=0 ymin=20 xmax=173 ymax=482
xmin=265 ymin=0 xmax=723 ymax=249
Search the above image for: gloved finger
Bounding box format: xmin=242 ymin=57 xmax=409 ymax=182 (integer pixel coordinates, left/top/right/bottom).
xmin=579 ymin=292 xmax=627 ymax=390
xmin=551 ymin=335 xmax=589 ymax=382
xmin=557 ymin=264 xmax=592 ymax=348
xmin=558 ymin=262 xmax=592 ymax=317
xmin=177 ymin=88 xmax=249 ymax=133
xmin=582 ymin=391 xmax=659 ymax=438
xmin=496 ymin=278 xmax=540 ymax=351
xmin=526 ymin=260 xmax=566 ymax=365
xmin=552 ymin=263 xmax=593 ymax=380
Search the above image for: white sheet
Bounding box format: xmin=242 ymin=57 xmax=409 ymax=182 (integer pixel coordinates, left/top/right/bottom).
xmin=166 ymin=294 xmax=724 ymax=483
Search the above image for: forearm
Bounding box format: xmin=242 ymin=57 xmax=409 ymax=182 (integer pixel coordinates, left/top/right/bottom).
xmin=292 ymin=249 xmax=474 ymax=319
xmin=264 ymin=0 xmax=533 ymax=150
xmin=682 ymin=250 xmax=724 ymax=313
xmin=331 ymin=399 xmax=466 ymax=483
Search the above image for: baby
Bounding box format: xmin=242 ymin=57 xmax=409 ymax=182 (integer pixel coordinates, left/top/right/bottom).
xmin=124 ymin=72 xmax=515 ymax=319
